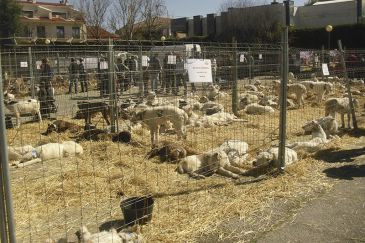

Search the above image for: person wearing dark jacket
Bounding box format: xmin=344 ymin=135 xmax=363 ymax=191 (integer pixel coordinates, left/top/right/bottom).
xmin=78 ymin=58 xmax=88 ymax=92
xmin=68 ymin=58 xmax=79 ymax=94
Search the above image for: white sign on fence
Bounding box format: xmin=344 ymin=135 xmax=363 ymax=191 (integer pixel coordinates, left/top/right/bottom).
xmin=186 ymin=59 xmax=212 ymax=83
xmin=258 ymin=54 xmax=263 ymax=60
xmin=167 ymin=55 xmax=176 ymax=64
xmin=36 ymin=61 xmax=42 ymax=70
xmin=84 ymin=57 xmax=98 ymax=69
xmin=20 ymin=61 xmax=28 ymax=68
xmin=99 ymin=61 xmax=108 ymax=70
xmin=322 ymin=63 xmax=330 ymax=76
xmin=142 ymin=56 xmax=149 ymax=67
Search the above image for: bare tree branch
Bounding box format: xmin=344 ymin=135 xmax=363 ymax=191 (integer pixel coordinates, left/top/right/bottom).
xmin=140 ymin=0 xmax=168 ymax=40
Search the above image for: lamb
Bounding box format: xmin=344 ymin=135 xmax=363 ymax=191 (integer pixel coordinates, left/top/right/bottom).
xmin=218 ymin=140 xmax=249 ymax=167
xmin=206 ymin=84 xmax=220 ymax=101
xmin=4 ymin=98 xmax=42 ymax=128
xmin=42 ymin=120 xmax=82 ymax=135
xmin=239 ymin=93 xmax=259 ymax=110
xmin=146 ymin=142 xmax=198 ymax=162
xmin=8 ymin=145 xmax=35 ymax=162
xmin=176 ymin=150 xmax=246 ymax=179
xmin=195 ymin=112 xmax=247 ymax=127
xmin=324 ymin=97 xmax=359 ymax=128
xmin=273 ymin=80 xmax=307 ymax=107
xmin=288 ymin=121 xmax=328 ymax=152
xmin=302 ymin=116 xmax=338 ymax=139
xmin=76 ymin=226 xmax=122 ymax=243
xmin=131 ymin=105 xmax=188 ymax=147
xmin=200 ymin=101 xmax=224 ymax=115
xmin=244 ymin=103 xmax=275 ymax=115
xmin=13 ymin=141 xmax=83 ymax=167
xmin=4 ymin=91 xmax=15 ymax=100
xmin=253 ymin=147 xmax=298 ymax=168
xmin=244 ymin=84 xmax=258 ymax=92
xmin=75 ymin=101 xmax=110 ymax=126
xmin=301 ymin=81 xmax=333 ymax=104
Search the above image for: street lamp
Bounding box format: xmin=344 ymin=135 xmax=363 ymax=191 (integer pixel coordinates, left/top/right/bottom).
xmin=160 ymin=35 xmax=166 ymax=45
xmin=325 ymin=25 xmax=333 ymax=50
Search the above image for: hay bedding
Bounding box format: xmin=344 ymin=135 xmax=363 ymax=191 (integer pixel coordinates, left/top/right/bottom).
xmin=6 ymin=86 xmax=365 ymax=242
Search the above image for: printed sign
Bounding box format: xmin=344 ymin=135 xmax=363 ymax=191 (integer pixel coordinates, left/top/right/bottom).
xmin=167 ymin=55 xmax=176 ymax=64
xmin=84 ymin=57 xmax=98 ymax=69
xmin=99 ymin=61 xmax=108 ymax=70
xmin=20 ymin=61 xmax=28 ymax=68
xmin=142 ymin=56 xmax=149 ymax=67
xmin=258 ymin=54 xmax=263 ymax=60
xmin=322 ymin=63 xmax=330 ymax=76
xmin=186 ymin=59 xmax=212 ymax=83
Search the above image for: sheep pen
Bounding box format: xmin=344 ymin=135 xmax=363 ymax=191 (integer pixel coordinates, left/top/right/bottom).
xmin=6 ymin=80 xmax=365 ymax=243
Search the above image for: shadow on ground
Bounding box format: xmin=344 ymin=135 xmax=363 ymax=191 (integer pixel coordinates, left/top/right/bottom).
xmin=323 ymin=164 xmax=365 ymax=180
xmin=314 ymin=147 xmax=365 ymax=163
xmin=99 ymin=219 xmax=125 ymax=232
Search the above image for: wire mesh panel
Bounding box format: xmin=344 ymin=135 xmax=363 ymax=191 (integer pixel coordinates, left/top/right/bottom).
xmin=1 ymin=40 xmax=365 ymax=242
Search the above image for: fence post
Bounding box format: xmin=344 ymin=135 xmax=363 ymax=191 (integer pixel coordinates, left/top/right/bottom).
xmin=138 ymin=46 xmax=143 ymax=99
xmin=108 ymin=38 xmax=117 ymax=133
xmin=56 ymin=53 xmax=60 ymax=75
xmin=232 ymin=39 xmax=238 ymax=116
xmin=28 ymin=47 xmax=35 ymax=99
xmin=337 ymin=40 xmax=358 ymax=130
xmin=0 ymin=48 xmax=17 ymax=243
xmin=278 ymin=1 xmax=290 ymax=172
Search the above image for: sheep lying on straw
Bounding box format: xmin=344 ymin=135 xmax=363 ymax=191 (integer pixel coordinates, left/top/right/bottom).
xmin=42 ymin=120 xmax=82 ymax=135
xmin=244 ymin=103 xmax=275 ymax=115
xmin=218 ymin=140 xmax=250 ymax=167
xmin=324 ymin=97 xmax=359 ymax=128
xmin=131 ymin=105 xmax=188 ymax=147
xmin=273 ymin=80 xmax=307 ymax=107
xmin=302 ymin=116 xmax=338 ymax=139
xmin=11 ymin=141 xmax=83 ymax=167
xmin=176 ymin=150 xmax=246 ymax=179
xmin=146 ymin=142 xmax=198 ymax=162
xmin=253 ymin=147 xmax=298 ymax=168
xmin=288 ymin=120 xmax=328 ymax=152
xmin=75 ymin=225 xmax=143 ymax=243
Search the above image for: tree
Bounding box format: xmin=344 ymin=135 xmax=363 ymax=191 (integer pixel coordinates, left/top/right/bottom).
xmin=109 ymin=0 xmax=143 ymax=40
xmin=77 ymin=0 xmax=110 ymax=39
xmin=304 ymin=0 xmax=318 ymax=6
xmin=140 ymin=0 xmax=168 ymax=40
xmin=0 ymin=0 xmax=21 ymax=41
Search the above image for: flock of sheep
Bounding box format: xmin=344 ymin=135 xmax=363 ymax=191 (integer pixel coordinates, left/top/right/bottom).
xmin=3 ymin=73 xmax=363 ymax=242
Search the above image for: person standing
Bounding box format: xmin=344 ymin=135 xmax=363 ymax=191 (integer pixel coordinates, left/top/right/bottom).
xmin=116 ymin=57 xmax=129 ymax=93
xmin=211 ymin=55 xmax=218 ymax=84
xmin=78 ymin=58 xmax=88 ymax=93
xmin=149 ymin=53 xmax=162 ymax=93
xmin=68 ymin=58 xmax=79 ymax=94
xmin=39 ymin=57 xmax=55 ymax=117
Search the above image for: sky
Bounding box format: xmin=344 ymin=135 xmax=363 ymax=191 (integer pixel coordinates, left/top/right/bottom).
xmin=165 ymin=0 xmax=308 ymax=18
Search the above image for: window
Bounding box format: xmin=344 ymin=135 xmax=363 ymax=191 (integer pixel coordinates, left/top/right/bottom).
xmin=52 ymin=12 xmax=67 ymax=18
xmin=23 ymin=26 xmax=32 ymax=37
xmin=37 ymin=26 xmax=46 ymax=38
xmin=22 ymin=11 xmax=33 ymax=18
xmin=56 ymin=26 xmax=65 ymax=38
xmin=72 ymin=27 xmax=80 ymax=39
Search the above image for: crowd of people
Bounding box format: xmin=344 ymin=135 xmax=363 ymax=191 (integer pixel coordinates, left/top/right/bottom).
xmin=38 ymin=52 xmax=218 ymax=101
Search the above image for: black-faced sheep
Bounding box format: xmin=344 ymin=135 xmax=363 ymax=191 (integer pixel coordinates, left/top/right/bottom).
xmin=42 ymin=120 xmax=82 ymax=135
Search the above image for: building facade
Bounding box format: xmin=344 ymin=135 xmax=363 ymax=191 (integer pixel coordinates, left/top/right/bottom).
xmin=170 ymin=0 xmax=365 ymax=39
xmin=17 ymin=0 xmax=87 ymax=43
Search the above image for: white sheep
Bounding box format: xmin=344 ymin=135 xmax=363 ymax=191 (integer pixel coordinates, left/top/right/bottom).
xmin=239 ymin=93 xmax=259 ymax=110
xmin=273 ymin=80 xmax=307 ymax=107
xmin=206 ymin=84 xmax=220 ymax=100
xmin=4 ymin=98 xmax=42 ymax=128
xmin=288 ymin=121 xmax=328 ymax=152
xmin=177 ymin=150 xmax=246 ymax=179
xmin=14 ymin=141 xmax=83 ymax=167
xmin=325 ymin=97 xmax=359 ymax=128
xmin=244 ymin=103 xmax=275 ymax=115
xmin=301 ymin=81 xmax=333 ymax=104
xmin=253 ymin=147 xmax=298 ymax=168
xmin=194 ymin=112 xmax=247 ymax=127
xmin=76 ymin=226 xmax=122 ymax=243
xmin=302 ymin=116 xmax=338 ymax=139
xmin=131 ymin=105 xmax=188 ymax=147
xmin=8 ymin=145 xmax=34 ymax=162
xmin=200 ymin=101 xmax=224 ymax=115
xmin=4 ymin=91 xmax=15 ymax=100
xmin=218 ymin=140 xmax=249 ymax=167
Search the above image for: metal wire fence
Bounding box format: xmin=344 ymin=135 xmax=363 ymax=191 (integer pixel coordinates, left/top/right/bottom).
xmin=1 ymin=40 xmax=364 ymax=242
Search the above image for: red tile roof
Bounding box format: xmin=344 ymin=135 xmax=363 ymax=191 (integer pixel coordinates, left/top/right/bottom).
xmin=87 ymin=26 xmax=119 ymax=39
